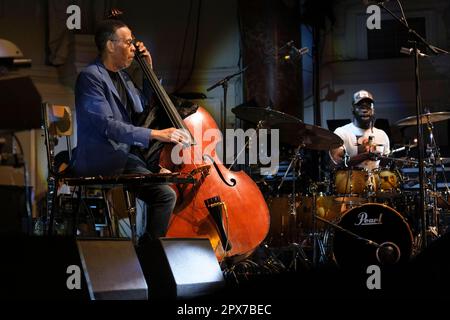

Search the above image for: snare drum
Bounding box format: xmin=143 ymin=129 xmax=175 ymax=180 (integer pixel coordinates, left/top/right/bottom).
xmin=333 ymin=168 xmax=370 ymax=196
xmin=372 ymin=168 xmax=402 ymax=198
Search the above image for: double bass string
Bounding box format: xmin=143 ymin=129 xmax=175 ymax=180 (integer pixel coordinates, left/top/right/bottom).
xmin=135 ymin=45 xmax=204 ymax=177
xmin=135 ymin=40 xmax=237 ymax=259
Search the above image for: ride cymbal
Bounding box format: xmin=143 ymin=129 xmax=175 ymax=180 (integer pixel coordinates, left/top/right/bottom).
xmin=395 ymin=111 xmax=450 ymax=127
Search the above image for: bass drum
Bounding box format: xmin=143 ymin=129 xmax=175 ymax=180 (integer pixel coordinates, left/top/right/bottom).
xmin=333 ymin=203 xmax=413 ymax=269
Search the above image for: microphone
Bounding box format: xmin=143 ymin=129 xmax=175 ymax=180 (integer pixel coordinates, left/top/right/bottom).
xmin=206 ymin=67 xmax=248 ymax=92
xmin=283 ymin=41 xmax=309 ymax=61
xmin=400 ymin=47 xmax=429 ymax=58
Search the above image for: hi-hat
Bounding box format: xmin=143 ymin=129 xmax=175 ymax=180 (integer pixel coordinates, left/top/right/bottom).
xmin=395 ymin=111 xmax=450 ymax=127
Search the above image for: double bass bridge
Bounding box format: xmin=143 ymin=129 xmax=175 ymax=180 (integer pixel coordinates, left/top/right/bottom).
xmin=205 ymin=196 xmax=232 ymax=252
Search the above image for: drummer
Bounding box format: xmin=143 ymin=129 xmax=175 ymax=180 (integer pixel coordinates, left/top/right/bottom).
xmin=329 ymin=89 xmax=390 ymax=171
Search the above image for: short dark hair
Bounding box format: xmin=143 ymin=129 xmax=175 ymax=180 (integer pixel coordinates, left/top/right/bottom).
xmin=94 ymin=19 xmax=128 ymax=53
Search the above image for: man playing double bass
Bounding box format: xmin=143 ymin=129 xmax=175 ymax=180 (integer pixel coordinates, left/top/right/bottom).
xmin=72 ymin=19 xmax=189 ymax=241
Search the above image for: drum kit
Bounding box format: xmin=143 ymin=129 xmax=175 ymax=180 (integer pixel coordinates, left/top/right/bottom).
xmin=232 ymin=106 xmax=450 ymax=270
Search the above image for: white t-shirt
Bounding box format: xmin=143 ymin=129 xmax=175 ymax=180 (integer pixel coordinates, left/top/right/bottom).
xmin=333 ymin=122 xmax=390 ymax=171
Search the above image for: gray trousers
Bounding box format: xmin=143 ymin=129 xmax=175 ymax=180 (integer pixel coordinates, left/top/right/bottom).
xmin=123 ymin=153 xmax=177 ymax=239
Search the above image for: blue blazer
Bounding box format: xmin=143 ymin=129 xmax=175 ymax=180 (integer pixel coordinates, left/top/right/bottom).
xmin=72 ymin=59 xmax=152 ymax=176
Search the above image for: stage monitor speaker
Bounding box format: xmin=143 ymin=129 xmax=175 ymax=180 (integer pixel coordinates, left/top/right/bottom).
xmin=0 ymin=236 xmax=90 ymax=300
xmin=137 ymin=238 xmax=225 ymax=299
xmin=0 ymin=236 xmax=147 ymax=300
xmin=77 ymin=238 xmax=148 ymax=300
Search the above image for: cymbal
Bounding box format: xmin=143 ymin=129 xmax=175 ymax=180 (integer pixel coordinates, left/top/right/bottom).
xmin=231 ymin=106 xmax=342 ymax=150
xmin=231 ymin=106 xmax=303 ymax=126
xmin=395 ymin=111 xmax=450 ymax=127
xmin=280 ymin=123 xmax=343 ymax=150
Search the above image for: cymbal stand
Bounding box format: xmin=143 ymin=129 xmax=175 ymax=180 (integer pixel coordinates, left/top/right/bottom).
xmin=228 ymin=120 xmax=264 ymax=171
xmin=276 ymin=143 xmax=310 ymax=270
xmin=277 ymin=143 xmax=304 ymax=192
xmin=207 ymin=67 xmax=248 ymax=163
xmin=309 ymin=182 xmax=329 ymax=266
xmin=378 ymin=0 xmax=449 ymax=250
xmin=424 ymin=118 xmax=449 ymax=238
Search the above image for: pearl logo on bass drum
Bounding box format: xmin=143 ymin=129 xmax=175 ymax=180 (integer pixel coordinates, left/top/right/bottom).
xmin=355 ymin=212 xmax=383 ymax=226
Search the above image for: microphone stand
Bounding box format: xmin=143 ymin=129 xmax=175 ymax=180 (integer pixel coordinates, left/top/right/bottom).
xmin=377 ymin=1 xmax=449 ymax=249
xmin=207 ymin=67 xmax=247 ymax=164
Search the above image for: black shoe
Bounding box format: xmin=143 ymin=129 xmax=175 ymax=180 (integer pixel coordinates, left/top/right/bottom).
xmin=136 ymin=232 xmax=152 ymax=248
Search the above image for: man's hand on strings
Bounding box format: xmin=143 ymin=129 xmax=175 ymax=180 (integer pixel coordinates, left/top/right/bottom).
xmin=134 ymin=40 xmax=153 ymax=68
xmin=151 ymin=128 xmax=190 ymax=146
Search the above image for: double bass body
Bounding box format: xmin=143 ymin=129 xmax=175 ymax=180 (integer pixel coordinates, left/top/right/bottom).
xmin=162 ymin=107 xmax=270 ymax=261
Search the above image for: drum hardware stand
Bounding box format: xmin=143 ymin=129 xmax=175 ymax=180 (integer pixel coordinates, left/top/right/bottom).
xmin=207 ymin=67 xmax=248 ymax=162
xmin=277 ymin=143 xmax=303 ymax=233
xmin=309 ymin=182 xmax=325 ymax=267
xmin=378 ymin=0 xmax=449 ymax=250
xmin=423 ymin=117 xmax=449 ymax=239
xmin=276 ymin=143 xmax=311 ymax=270
xmin=277 ymin=143 xmax=304 ymax=192
xmin=228 ymin=120 xmax=264 ymax=171
xmin=286 ymin=242 xmax=311 ymax=271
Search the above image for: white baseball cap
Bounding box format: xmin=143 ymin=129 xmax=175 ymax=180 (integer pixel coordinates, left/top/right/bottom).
xmin=353 ymin=90 xmax=374 ymax=105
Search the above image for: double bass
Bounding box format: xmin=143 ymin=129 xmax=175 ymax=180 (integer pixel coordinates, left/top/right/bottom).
xmin=130 ymin=26 xmax=270 ymax=262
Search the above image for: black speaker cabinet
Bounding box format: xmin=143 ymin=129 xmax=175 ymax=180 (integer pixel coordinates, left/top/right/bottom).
xmin=77 ymin=238 xmax=147 ymax=300
xmin=0 ymin=236 xmax=147 ymax=300
xmin=137 ymin=238 xmax=225 ymax=299
xmin=0 ymin=236 xmax=89 ymax=300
